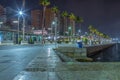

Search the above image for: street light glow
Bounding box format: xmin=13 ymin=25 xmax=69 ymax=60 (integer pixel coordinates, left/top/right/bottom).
xmin=52 ymin=21 xmax=56 ymax=25
xmin=68 ymin=26 xmax=71 ymax=30
xmin=19 ymin=11 xmax=23 ymax=15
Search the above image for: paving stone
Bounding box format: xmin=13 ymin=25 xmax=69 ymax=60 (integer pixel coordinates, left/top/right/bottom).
xmin=14 ymin=45 xmax=120 ymax=80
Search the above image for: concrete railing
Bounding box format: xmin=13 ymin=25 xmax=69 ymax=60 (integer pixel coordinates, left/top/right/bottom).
xmin=21 ymin=41 xmax=28 ymax=45
xmin=85 ymin=43 xmax=115 ymax=56
xmin=0 ymin=41 xmax=14 ymax=45
xmin=56 ymin=47 xmax=87 ymax=59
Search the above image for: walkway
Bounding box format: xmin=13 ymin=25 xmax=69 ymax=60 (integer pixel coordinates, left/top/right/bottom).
xmin=13 ymin=45 xmax=120 ymax=80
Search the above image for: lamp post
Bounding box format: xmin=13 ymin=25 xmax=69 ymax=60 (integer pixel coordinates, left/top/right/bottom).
xmin=0 ymin=22 xmax=3 ymax=28
xmin=19 ymin=11 xmax=25 ymax=41
xmin=78 ymin=29 xmax=81 ymax=36
xmin=23 ymin=17 xmax=25 ymax=41
xmin=17 ymin=16 xmax=20 ymax=44
xmin=52 ymin=19 xmax=57 ymax=47
xmin=68 ymin=26 xmax=71 ymax=36
xmin=17 ymin=11 xmax=23 ymax=44
xmin=68 ymin=26 xmax=71 ymax=42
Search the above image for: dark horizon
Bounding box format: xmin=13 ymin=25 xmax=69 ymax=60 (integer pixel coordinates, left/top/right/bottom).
xmin=0 ymin=0 xmax=120 ymax=37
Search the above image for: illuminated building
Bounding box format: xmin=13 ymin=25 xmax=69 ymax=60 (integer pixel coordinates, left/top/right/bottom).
xmin=0 ymin=5 xmax=6 ymax=28
xmin=31 ymin=8 xmax=54 ymax=30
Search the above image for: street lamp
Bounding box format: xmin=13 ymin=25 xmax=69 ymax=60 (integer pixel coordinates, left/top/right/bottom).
xmin=19 ymin=11 xmax=23 ymax=15
xmin=17 ymin=10 xmax=24 ymax=44
xmin=68 ymin=26 xmax=72 ymax=42
xmin=78 ymin=29 xmax=81 ymax=35
xmin=52 ymin=18 xmax=57 ymax=47
xmin=0 ymin=22 xmax=3 ymax=28
xmin=17 ymin=15 xmax=20 ymax=44
xmin=68 ymin=26 xmax=71 ymax=36
xmin=22 ymin=16 xmax=25 ymax=42
xmin=18 ymin=10 xmax=26 ymax=44
xmin=52 ymin=21 xmax=57 ymax=40
xmin=52 ymin=21 xmax=55 ymax=25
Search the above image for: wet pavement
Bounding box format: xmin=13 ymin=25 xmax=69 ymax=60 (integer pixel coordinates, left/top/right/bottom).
xmin=0 ymin=45 xmax=52 ymax=80
xmin=0 ymin=44 xmax=120 ymax=80
xmin=12 ymin=44 xmax=120 ymax=80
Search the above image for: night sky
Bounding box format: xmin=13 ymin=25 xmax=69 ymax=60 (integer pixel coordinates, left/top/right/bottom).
xmin=0 ymin=0 xmax=120 ymax=37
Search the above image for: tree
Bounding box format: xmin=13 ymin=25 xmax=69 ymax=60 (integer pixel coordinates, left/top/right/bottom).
xmin=52 ymin=6 xmax=59 ymax=14
xmin=61 ymin=11 xmax=68 ymax=36
xmin=76 ymin=16 xmax=84 ymax=35
xmin=51 ymin=6 xmax=59 ymax=26
xmin=88 ymin=25 xmax=95 ymax=34
xmin=40 ymin=0 xmax=50 ymax=44
xmin=51 ymin=6 xmax=59 ymax=41
xmin=69 ymin=13 xmax=76 ymax=36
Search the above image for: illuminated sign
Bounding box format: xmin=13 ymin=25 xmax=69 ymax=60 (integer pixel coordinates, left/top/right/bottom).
xmin=33 ymin=30 xmax=47 ymax=35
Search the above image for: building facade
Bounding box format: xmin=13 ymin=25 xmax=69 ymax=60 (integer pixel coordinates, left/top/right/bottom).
xmin=31 ymin=8 xmax=63 ymax=36
xmin=0 ymin=5 xmax=6 ymax=28
xmin=31 ymin=8 xmax=54 ymax=30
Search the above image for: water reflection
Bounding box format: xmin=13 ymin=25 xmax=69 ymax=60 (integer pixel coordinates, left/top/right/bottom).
xmin=91 ymin=43 xmax=120 ymax=62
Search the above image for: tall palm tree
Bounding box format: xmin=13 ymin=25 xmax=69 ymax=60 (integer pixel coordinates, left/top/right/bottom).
xmin=69 ymin=13 xmax=76 ymax=36
xmin=52 ymin=6 xmax=59 ymax=14
xmin=51 ymin=6 xmax=59 ymax=28
xmin=88 ymin=25 xmax=94 ymax=34
xmin=51 ymin=6 xmax=59 ymax=41
xmin=76 ymin=16 xmax=84 ymax=35
xmin=88 ymin=25 xmax=97 ymax=43
xmin=22 ymin=0 xmax=25 ymax=8
xmin=61 ymin=11 xmax=68 ymax=36
xmin=40 ymin=0 xmax=50 ymax=44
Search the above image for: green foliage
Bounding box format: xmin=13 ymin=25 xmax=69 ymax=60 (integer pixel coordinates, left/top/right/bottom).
xmin=57 ymin=40 xmax=62 ymax=44
xmin=88 ymin=25 xmax=94 ymax=30
xmin=40 ymin=0 xmax=50 ymax=6
xmin=28 ymin=38 xmax=34 ymax=44
xmin=18 ymin=37 xmax=22 ymax=44
xmin=82 ymin=37 xmax=88 ymax=45
xmin=69 ymin=13 xmax=76 ymax=20
xmin=76 ymin=16 xmax=84 ymax=23
xmin=88 ymin=25 xmax=96 ymax=34
xmin=61 ymin=11 xmax=68 ymax=17
xmin=52 ymin=6 xmax=59 ymax=13
xmin=88 ymin=25 xmax=110 ymax=39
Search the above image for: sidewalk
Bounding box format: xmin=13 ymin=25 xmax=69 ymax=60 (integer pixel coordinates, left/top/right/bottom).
xmin=13 ymin=45 xmax=120 ymax=80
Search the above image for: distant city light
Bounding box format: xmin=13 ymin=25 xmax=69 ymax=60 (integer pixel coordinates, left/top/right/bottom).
xmin=68 ymin=26 xmax=71 ymax=30
xmin=0 ymin=22 xmax=3 ymax=24
xmin=48 ymin=36 xmax=51 ymax=39
xmin=13 ymin=21 xmax=19 ymax=23
xmin=33 ymin=30 xmax=47 ymax=35
xmin=78 ymin=29 xmax=81 ymax=33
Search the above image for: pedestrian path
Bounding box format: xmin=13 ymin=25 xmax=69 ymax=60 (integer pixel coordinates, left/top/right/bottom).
xmin=13 ymin=45 xmax=120 ymax=80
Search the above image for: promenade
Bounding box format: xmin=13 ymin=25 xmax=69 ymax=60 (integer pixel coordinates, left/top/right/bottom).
xmin=12 ymin=44 xmax=120 ymax=80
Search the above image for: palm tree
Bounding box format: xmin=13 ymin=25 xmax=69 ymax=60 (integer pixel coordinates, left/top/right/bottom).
xmin=76 ymin=16 xmax=84 ymax=35
xmin=61 ymin=11 xmax=68 ymax=36
xmin=51 ymin=6 xmax=59 ymax=28
xmin=52 ymin=6 xmax=59 ymax=14
xmin=69 ymin=13 xmax=76 ymax=36
xmin=51 ymin=6 xmax=59 ymax=42
xmin=88 ymin=25 xmax=97 ymax=44
xmin=40 ymin=0 xmax=50 ymax=44
xmin=88 ymin=25 xmax=95 ymax=34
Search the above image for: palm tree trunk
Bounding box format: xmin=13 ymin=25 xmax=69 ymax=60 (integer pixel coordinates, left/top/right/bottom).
xmin=41 ymin=6 xmax=46 ymax=44
xmin=72 ymin=20 xmax=75 ymax=36
xmin=57 ymin=12 xmax=60 ymax=36
xmin=65 ymin=17 xmax=68 ymax=36
xmin=79 ymin=23 xmax=81 ymax=35
xmin=63 ymin=17 xmax=66 ymax=36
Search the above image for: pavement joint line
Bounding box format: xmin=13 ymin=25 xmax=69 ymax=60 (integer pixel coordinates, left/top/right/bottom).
xmin=12 ymin=44 xmax=120 ymax=80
